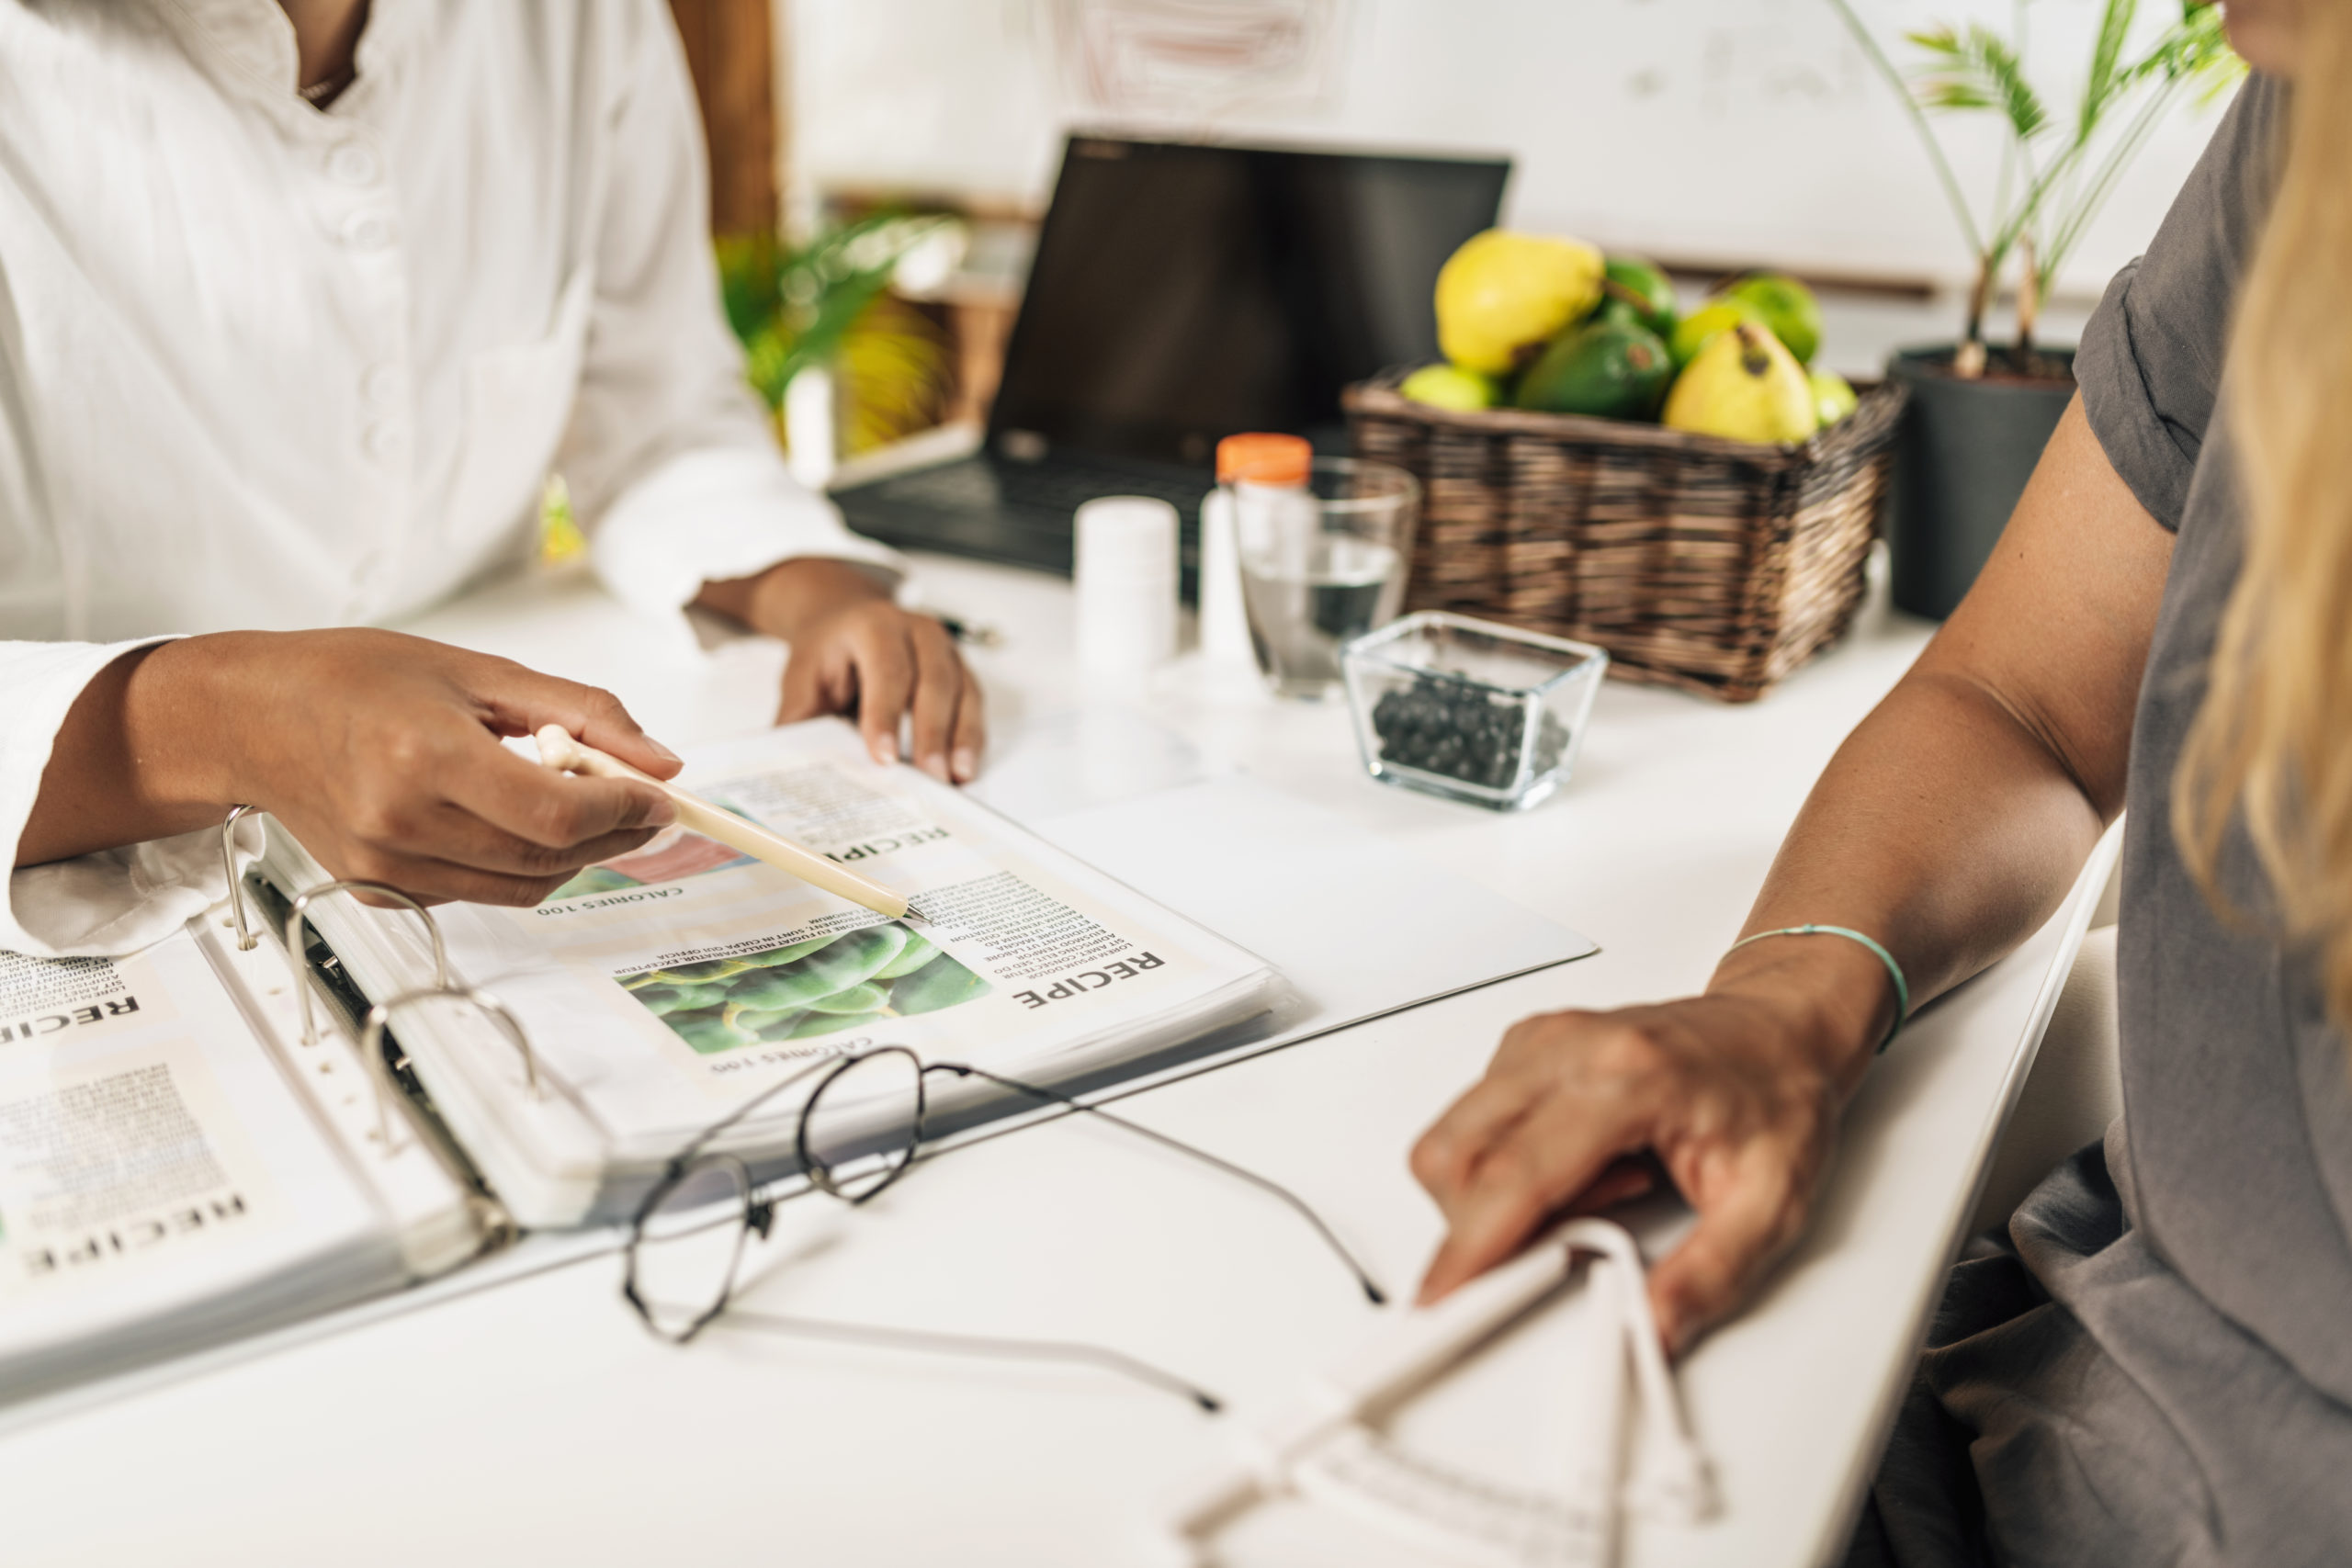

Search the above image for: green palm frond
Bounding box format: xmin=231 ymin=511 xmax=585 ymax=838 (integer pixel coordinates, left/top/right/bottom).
xmin=715 ymin=232 xmax=783 ymax=346
xmin=1843 ymin=0 xmax=2242 ymax=364
xmin=2034 ymin=0 xmax=2245 ymax=286
xmin=716 ymin=212 xmax=957 ymax=457
xmin=1906 ymin=23 xmax=2050 ymax=142
xmin=2079 ymin=0 xmax=2139 ymax=137
xmin=2132 ymin=1 xmax=2244 ymax=103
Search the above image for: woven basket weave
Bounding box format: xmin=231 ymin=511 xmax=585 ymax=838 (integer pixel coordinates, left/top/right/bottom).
xmin=1344 ymin=370 xmax=1908 ymax=703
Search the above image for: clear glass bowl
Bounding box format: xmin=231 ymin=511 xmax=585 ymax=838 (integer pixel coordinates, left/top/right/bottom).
xmin=1341 ymin=611 xmax=1609 ymax=811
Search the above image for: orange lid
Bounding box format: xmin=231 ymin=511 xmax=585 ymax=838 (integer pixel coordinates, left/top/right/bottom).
xmin=1216 ymin=432 xmax=1311 ymax=487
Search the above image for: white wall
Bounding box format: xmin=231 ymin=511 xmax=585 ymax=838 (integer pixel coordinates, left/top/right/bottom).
xmin=786 ymin=0 xmax=2237 ymax=302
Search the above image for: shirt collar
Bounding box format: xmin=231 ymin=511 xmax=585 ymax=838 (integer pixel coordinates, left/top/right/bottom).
xmin=151 ymin=0 xmax=421 ymax=107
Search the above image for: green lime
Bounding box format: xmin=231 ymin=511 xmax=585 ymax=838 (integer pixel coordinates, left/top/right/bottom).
xmin=1600 ymin=255 xmax=1677 ymax=340
xmin=1398 ymin=362 xmax=1499 ymax=412
xmin=1721 ymin=272 xmax=1823 ymax=366
xmin=1668 ymin=299 xmax=1763 ymax=371
xmin=1809 ymin=367 xmax=1859 ymax=428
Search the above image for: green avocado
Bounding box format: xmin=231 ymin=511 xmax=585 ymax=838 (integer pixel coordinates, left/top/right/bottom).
xmin=1513 ymin=320 xmax=1675 ymax=421
xmin=1598 ymin=255 xmax=1677 ymax=340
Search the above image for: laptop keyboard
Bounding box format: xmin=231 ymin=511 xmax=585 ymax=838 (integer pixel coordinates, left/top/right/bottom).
xmin=989 ymin=458 xmax=1210 ymax=522
xmin=835 ymin=455 xmax=1211 ymax=580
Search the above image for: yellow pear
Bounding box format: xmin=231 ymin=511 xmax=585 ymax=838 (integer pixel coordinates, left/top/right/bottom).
xmin=1662 ymin=322 xmax=1817 ymax=445
xmin=1434 ymin=231 xmax=1605 ymax=376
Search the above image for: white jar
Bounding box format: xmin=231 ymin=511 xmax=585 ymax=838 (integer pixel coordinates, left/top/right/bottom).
xmin=1073 ymin=495 xmax=1180 ymax=684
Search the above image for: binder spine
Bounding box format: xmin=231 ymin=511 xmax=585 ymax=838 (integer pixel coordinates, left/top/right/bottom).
xmin=217 ymin=854 xmax=520 ymax=1273
xmin=282 ymin=881 xmax=448 ymax=1048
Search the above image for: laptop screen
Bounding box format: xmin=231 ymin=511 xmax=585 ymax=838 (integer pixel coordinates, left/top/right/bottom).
xmin=989 ymin=138 xmax=1510 ymax=468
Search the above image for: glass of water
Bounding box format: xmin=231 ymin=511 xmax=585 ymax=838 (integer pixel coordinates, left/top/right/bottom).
xmin=1236 ymin=457 xmax=1420 ymax=699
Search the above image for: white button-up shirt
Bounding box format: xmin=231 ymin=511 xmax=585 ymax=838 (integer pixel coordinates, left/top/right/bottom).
xmin=0 ymin=0 xmax=900 ymax=956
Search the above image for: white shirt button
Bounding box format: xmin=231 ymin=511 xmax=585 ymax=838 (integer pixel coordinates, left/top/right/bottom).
xmin=362 ymin=423 xmax=401 ymax=459
xmin=327 ymin=143 xmax=379 ymax=186
xmin=360 ymin=364 xmax=400 ymax=406
xmin=343 ymin=212 xmax=395 ymax=251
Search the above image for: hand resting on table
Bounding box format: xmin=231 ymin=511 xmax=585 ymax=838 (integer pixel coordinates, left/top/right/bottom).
xmin=1411 ymin=936 xmax=1891 ymax=1357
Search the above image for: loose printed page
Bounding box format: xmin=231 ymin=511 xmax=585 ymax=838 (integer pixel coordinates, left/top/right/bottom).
xmin=421 ymin=723 xmax=1281 ymax=1174
xmin=0 ymin=929 xmax=390 ymax=1400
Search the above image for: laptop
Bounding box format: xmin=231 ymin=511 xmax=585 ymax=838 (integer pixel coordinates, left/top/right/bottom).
xmin=831 ymin=136 xmax=1510 ymax=595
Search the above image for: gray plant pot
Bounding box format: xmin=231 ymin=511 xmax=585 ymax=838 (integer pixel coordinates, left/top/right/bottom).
xmin=1884 ymin=345 xmax=2076 ymax=620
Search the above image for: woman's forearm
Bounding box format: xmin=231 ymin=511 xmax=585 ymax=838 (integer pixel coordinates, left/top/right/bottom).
xmin=1713 ymin=668 xmax=2116 ymax=1094
xmin=1708 ymin=400 xmax=2174 ymax=1092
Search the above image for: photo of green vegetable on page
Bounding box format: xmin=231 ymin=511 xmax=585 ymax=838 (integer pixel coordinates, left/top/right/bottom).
xmin=618 ymin=921 xmax=990 ymax=1054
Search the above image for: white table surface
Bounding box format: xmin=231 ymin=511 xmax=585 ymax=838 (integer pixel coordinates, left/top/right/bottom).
xmin=0 ymin=550 xmax=2110 ymax=1568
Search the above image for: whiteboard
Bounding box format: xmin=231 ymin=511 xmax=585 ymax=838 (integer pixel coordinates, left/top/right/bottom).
xmin=786 ymin=0 xmax=2234 ymax=303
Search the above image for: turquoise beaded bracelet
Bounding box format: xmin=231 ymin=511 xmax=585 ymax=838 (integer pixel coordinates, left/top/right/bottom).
xmin=1725 ymin=923 xmax=1911 ymax=1053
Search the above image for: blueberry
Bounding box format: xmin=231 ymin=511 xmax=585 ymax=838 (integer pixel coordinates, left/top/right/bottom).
xmin=1372 ymin=671 xmax=1570 ymax=793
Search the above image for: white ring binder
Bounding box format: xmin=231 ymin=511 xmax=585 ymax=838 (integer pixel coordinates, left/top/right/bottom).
xmin=220 ymin=805 xmax=261 ymax=951
xmin=283 ymin=881 xmax=451 ymax=1047
xmin=358 ymin=987 xmax=540 ymax=1149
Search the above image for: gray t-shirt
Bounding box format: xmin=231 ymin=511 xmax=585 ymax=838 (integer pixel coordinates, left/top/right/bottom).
xmin=2096 ymin=76 xmax=2352 ymax=1416
xmin=1855 ymin=76 xmax=2352 ymax=1568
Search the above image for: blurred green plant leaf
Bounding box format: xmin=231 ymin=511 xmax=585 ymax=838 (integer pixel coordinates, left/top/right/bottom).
xmin=1906 ymin=23 xmax=2050 ymax=142
xmin=715 ymin=212 xmax=956 ymax=455
xmin=2079 ymin=0 xmax=2139 ymax=137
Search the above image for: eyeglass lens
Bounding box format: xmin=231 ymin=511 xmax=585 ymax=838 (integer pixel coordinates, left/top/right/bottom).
xmin=798 ymin=1045 xmax=925 ymax=1201
xmin=629 ymin=1156 xmax=752 ymax=1342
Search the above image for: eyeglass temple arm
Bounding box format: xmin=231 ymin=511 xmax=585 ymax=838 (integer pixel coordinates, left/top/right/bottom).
xmin=718 ymin=1307 xmax=1221 ymax=1412
xmin=939 ymin=1065 xmax=1388 ymax=1306
xmin=670 ymin=1054 xmax=841 ymax=1168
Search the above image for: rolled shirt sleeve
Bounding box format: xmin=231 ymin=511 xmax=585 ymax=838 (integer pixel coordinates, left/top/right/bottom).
xmin=563 ymin=0 xmax=901 ymax=623
xmin=2076 ymin=75 xmax=2285 ymax=535
xmin=590 ymin=446 xmax=899 ymax=624
xmin=0 ymin=639 xmax=263 ymax=958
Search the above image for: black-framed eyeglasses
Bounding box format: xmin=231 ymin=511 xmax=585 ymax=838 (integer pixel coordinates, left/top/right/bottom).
xmin=621 ymin=1045 xmax=1385 ymax=1410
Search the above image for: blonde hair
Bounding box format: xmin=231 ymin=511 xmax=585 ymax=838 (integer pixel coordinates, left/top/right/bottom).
xmin=2178 ymin=32 xmax=2352 ymax=1035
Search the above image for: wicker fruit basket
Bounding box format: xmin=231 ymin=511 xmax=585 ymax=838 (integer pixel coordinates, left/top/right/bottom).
xmin=1344 ymin=371 xmax=1908 ymax=703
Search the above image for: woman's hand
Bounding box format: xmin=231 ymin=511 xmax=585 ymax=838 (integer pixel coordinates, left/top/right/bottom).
xmin=1409 ymin=938 xmax=1892 ymax=1354
xmin=20 ymin=629 xmax=682 ymax=906
xmin=696 ymin=558 xmax=986 ymax=784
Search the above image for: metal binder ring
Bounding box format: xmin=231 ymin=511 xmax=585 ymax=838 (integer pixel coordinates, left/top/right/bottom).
xmin=284 ymin=881 xmax=450 ymax=1047
xmin=220 ymin=806 xmax=261 ymax=951
xmin=357 ymin=987 xmax=541 ymax=1149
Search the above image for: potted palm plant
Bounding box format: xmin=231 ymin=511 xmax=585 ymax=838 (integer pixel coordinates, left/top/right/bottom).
xmin=1828 ymin=0 xmax=2240 ymax=616
xmin=716 ymin=210 xmax=958 ymax=488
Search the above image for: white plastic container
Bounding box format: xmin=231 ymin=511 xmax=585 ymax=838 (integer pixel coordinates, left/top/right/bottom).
xmin=1073 ymin=495 xmax=1179 ymax=683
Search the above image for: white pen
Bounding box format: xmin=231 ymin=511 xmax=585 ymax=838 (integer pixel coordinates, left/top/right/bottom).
xmin=532 ymin=726 xmax=920 ymax=923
